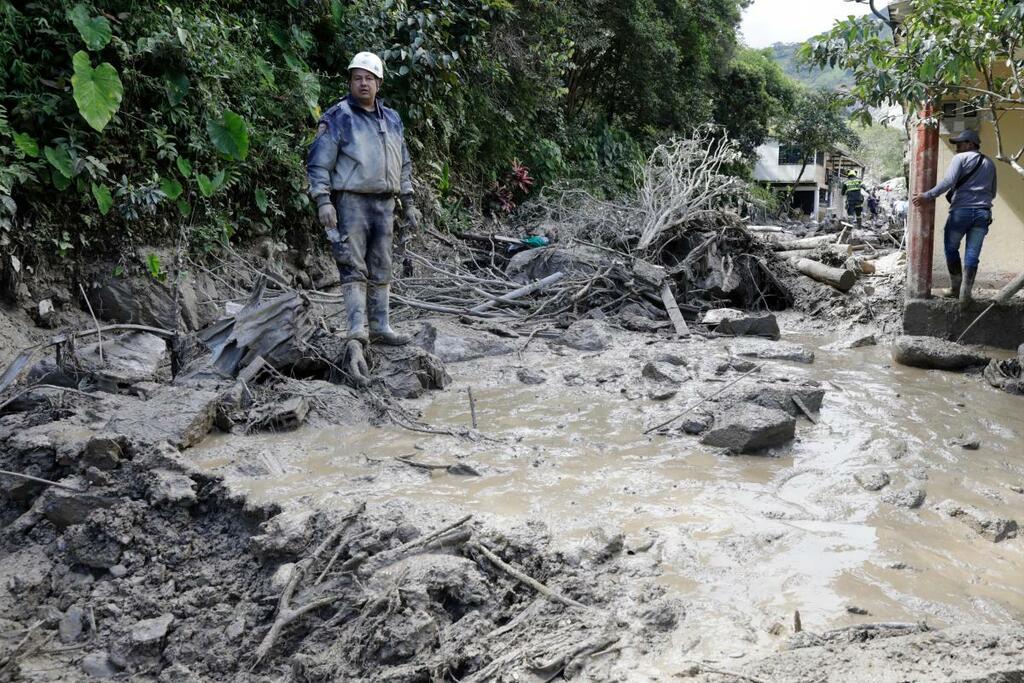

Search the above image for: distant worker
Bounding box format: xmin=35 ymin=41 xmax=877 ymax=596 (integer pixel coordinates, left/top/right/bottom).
xmin=307 ymin=51 xmax=420 ymax=364
xmin=842 ymin=170 xmax=864 ymax=227
xmin=912 ymin=129 xmax=997 ymax=304
xmin=867 ymin=190 xmax=880 ymax=221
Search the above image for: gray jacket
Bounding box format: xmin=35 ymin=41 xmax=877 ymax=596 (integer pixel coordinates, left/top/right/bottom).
xmin=923 ymin=151 xmax=997 ymax=209
xmin=307 ymin=95 xmax=413 ymax=206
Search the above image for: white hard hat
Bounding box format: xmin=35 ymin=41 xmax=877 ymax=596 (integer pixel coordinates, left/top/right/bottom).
xmin=348 ymin=52 xmax=384 ymax=80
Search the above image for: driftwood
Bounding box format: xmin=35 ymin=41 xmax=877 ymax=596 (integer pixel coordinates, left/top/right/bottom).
xmin=0 ymin=470 xmax=86 ymax=492
xmin=771 ymin=235 xmax=837 ymax=251
xmin=469 ymin=272 xmax=565 ymax=314
xmin=660 ymin=283 xmax=690 ymax=337
xmin=794 ymin=258 xmax=856 ymax=292
xmin=469 ymin=541 xmax=589 ymax=610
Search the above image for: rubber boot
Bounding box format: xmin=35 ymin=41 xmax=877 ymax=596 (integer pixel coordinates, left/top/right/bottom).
xmin=368 ymin=284 xmax=410 ymax=346
xmin=342 ymin=282 xmax=369 ymax=344
xmin=960 ymin=266 xmax=977 ymax=308
xmin=945 ymin=261 xmax=962 ymax=298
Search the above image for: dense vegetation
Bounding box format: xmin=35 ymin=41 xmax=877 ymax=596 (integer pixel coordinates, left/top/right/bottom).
xmin=769 ymin=42 xmax=853 ymax=92
xmin=2 ymin=0 xmax=807 ymax=274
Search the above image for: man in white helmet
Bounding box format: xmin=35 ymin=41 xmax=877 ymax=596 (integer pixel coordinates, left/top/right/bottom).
xmin=307 ymin=51 xmax=419 ymax=376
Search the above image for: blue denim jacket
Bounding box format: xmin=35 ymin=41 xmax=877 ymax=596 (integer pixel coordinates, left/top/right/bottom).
xmin=307 ymin=95 xmax=413 ymax=205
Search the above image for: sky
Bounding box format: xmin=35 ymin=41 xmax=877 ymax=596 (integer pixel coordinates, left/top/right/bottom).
xmin=740 ymin=0 xmax=874 ymax=48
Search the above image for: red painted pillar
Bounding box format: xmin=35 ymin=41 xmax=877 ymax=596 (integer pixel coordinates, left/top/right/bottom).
xmin=907 ymin=102 xmax=939 ymax=299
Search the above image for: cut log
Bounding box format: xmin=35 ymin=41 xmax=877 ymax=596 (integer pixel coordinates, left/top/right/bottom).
xmin=775 ymin=249 xmax=815 ymax=261
xmin=660 ymin=282 xmax=690 ymax=337
xmin=771 ymin=235 xmax=836 ymax=251
xmin=468 ymin=272 xmax=565 ymax=314
xmin=794 ymin=258 xmax=856 ymax=292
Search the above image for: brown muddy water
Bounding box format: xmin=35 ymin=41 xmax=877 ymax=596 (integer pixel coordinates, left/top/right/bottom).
xmin=191 ymin=325 xmax=1024 ymax=674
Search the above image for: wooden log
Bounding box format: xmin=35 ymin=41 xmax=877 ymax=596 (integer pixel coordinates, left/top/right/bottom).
xmin=794 ymin=258 xmax=857 ymax=292
xmin=995 ymin=270 xmax=1024 ymax=304
xmin=660 ymin=282 xmax=690 ymax=337
xmin=771 ymin=235 xmax=836 ymax=251
xmin=775 ymin=249 xmax=815 ymax=261
xmin=469 ymin=272 xmax=565 ymax=314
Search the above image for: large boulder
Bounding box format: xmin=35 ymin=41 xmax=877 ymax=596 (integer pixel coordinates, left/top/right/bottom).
xmin=701 ymin=403 xmax=796 ymax=453
xmin=75 ymin=332 xmax=170 ymax=390
xmin=105 ymin=386 xmax=219 ymax=449
xmin=505 ymin=246 xmax=610 ymax=284
xmin=703 ymin=309 xmax=780 ymax=341
xmin=84 ymin=276 xmax=182 ymax=331
xmin=413 ymin=322 xmax=513 ymax=363
xmin=725 ymin=381 xmax=826 ymax=418
xmin=892 ymin=336 xmax=989 ymax=370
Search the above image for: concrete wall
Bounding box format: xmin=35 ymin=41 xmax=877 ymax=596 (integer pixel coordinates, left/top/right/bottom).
xmin=929 ymin=117 xmax=1024 ymax=288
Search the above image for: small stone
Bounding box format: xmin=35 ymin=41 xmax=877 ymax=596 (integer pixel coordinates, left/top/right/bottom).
xmin=225 ymin=616 xmax=245 ymax=641
xmin=270 ymin=563 xmax=295 ymax=593
xmin=84 ymin=467 xmax=111 ymax=487
xmin=1010 ymin=485 xmax=1024 ymax=495
xmin=35 ymin=299 xmax=57 ymax=328
xmin=846 ymin=605 xmax=870 ymax=615
xmin=559 ymin=320 xmax=612 ymax=351
xmin=147 ymin=469 xmax=197 ymax=507
xmin=882 ymin=486 xmax=927 ymax=509
xmin=59 ymin=605 xmax=85 ymax=644
xmin=81 ymin=651 xmax=118 ymax=678
xmin=648 ymin=387 xmax=678 ymax=401
xmin=854 ymin=469 xmax=891 ymax=492
xmin=131 ymin=613 xmax=174 ymax=644
xmin=680 ymin=413 xmax=714 ymax=435
xmin=951 ymin=433 xmax=981 ymax=450
xmin=937 ymin=501 xmax=1018 ymax=542
xmin=83 ymin=436 xmax=123 ymax=470
xmin=824 ymin=333 xmax=877 ymax=351
xmin=516 ymin=368 xmax=547 ymax=385
xmin=109 ymin=564 xmax=128 ymax=578
xmin=642 ymin=361 xmax=685 ymax=384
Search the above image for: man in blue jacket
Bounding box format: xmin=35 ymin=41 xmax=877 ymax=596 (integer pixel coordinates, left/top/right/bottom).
xmin=913 ymin=129 xmax=997 ymax=304
xmin=307 ymin=51 xmax=419 ymax=352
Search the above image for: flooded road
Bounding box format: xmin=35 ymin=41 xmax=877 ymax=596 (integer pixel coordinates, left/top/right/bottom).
xmin=191 ymin=324 xmax=1024 ymax=671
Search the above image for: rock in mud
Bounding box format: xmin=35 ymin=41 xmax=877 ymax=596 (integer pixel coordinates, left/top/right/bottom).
xmin=40 ymin=482 xmax=118 ymax=529
xmin=881 ymin=485 xmax=926 ymax=509
xmin=131 ymin=613 xmax=174 ymax=645
xmin=701 ymin=403 xmax=796 ymax=453
xmin=703 ymin=310 xmax=781 ymax=341
xmin=718 ymin=381 xmax=825 ymax=419
xmin=891 ymin=336 xmax=989 ymax=370
xmin=105 ymin=386 xmax=219 ymax=449
xmin=648 ymin=387 xmax=677 ymax=401
xmin=375 ymin=345 xmax=452 ymax=398
xmin=83 ymin=435 xmax=125 ymax=470
xmin=81 ymin=651 xmax=120 ymax=678
xmin=950 ymin=433 xmax=981 ymax=450
xmin=854 ymin=469 xmax=890 ymax=491
xmin=620 ymin=304 xmax=671 ymax=333
xmin=681 ymin=413 xmax=714 ymax=435
xmin=147 ymin=469 xmax=197 ymax=507
xmin=251 ymin=509 xmax=316 ymax=560
xmin=414 ymin=321 xmax=514 ymax=362
xmin=642 ymin=361 xmax=687 ymax=384
xmin=730 ymin=339 xmax=815 ymax=364
xmin=983 ymin=356 xmax=1024 ymax=395
xmin=85 ymin=276 xmax=183 ymax=331
xmin=75 ymin=331 xmax=170 ymax=390
xmin=505 ymin=245 xmax=609 ymax=283
xmin=59 ymin=605 xmax=85 ymax=643
xmin=516 ymin=367 xmax=547 ymax=385
xmin=559 ymin=319 xmax=612 ymax=351
xmin=35 ymin=298 xmax=57 ymax=328
xmin=824 ymin=333 xmax=877 ymax=351
xmin=937 ymin=501 xmax=1018 ymax=542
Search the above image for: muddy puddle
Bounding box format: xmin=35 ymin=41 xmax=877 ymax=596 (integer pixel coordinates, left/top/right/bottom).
xmin=191 ymin=326 xmax=1024 ymax=674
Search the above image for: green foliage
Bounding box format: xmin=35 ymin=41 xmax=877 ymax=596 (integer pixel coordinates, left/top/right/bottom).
xmin=770 ymin=42 xmax=853 ymax=91
xmin=71 ymin=51 xmax=124 ymax=132
xmin=145 ymin=253 xmax=165 ymax=281
xmin=776 ymin=89 xmax=861 ymax=183
xmin=855 ymin=123 xmax=907 ymax=180
xmin=1 ymin=0 xmax=756 ymax=265
xmin=716 ymin=48 xmax=800 ymax=157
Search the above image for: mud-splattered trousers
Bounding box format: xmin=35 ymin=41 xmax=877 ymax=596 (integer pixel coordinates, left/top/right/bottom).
xmin=325 ymin=192 xmax=396 ymax=285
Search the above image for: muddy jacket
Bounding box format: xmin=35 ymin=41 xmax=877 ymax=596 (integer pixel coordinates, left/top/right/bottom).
xmin=307 ymin=95 xmax=413 ymax=206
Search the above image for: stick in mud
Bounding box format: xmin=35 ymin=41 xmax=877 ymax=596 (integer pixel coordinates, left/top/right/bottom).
xmin=78 ymin=283 xmax=105 ymax=365
xmin=0 ymin=469 xmax=86 ymax=492
xmin=468 ymin=387 xmax=478 ymax=429
xmin=469 ymin=541 xmax=589 ymax=610
xmin=644 ymin=364 xmax=761 ymax=434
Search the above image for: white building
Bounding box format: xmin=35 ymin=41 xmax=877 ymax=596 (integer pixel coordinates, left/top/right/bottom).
xmin=753 ymin=140 xmax=865 ymax=220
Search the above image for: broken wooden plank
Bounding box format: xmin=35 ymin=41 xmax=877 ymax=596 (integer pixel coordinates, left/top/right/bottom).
xmin=660 ymin=282 xmax=690 ymax=337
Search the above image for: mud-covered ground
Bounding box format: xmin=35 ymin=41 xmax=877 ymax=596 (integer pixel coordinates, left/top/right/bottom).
xmin=1 ymin=243 xmax=1023 ymax=682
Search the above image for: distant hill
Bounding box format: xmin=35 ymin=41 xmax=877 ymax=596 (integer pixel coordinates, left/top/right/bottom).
xmin=769 ymin=42 xmax=854 ymax=91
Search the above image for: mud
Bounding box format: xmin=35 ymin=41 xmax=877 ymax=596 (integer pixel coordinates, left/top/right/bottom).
xmin=187 ymin=314 xmax=1024 ymax=680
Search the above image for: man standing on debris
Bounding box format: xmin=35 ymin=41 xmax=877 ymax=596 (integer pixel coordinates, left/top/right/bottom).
xmin=842 ymin=170 xmax=864 ymax=227
xmin=913 ymin=129 xmax=997 ymax=304
xmin=307 ymin=51 xmax=419 ymax=354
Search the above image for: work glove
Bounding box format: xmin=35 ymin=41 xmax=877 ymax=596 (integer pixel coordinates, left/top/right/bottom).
xmin=400 ymin=196 xmax=420 ymax=232
xmin=317 ymin=200 xmax=338 ymax=229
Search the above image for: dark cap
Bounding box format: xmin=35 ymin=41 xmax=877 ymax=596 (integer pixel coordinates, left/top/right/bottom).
xmin=949 ymin=129 xmax=981 ymax=145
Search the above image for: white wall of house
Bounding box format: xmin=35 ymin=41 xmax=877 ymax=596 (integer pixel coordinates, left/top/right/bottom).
xmin=753 ymin=140 xmax=827 ymax=186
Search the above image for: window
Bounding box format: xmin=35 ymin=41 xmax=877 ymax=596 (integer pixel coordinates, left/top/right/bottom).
xmin=778 ymin=144 xmax=814 ymax=166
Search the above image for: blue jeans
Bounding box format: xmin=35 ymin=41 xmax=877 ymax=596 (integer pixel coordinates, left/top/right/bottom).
xmin=943 ymin=208 xmax=991 ymax=269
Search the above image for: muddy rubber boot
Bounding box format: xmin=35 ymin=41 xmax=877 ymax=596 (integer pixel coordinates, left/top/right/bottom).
xmin=368 ymin=284 xmax=410 ymax=346
xmin=342 ymin=282 xmax=369 ymax=344
xmin=945 ymin=261 xmax=963 ymax=298
xmin=960 ymin=266 xmax=977 ymax=308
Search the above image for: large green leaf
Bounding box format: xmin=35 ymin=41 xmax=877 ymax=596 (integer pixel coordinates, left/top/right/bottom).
xmin=44 ymin=145 xmax=74 ymax=178
xmin=206 ymin=110 xmax=249 ymax=161
xmin=68 ymin=5 xmax=112 ymax=51
xmin=175 ymin=156 xmax=192 ymax=177
xmin=71 ymin=51 xmax=123 ymax=132
xmin=254 ymin=188 xmax=268 ymax=213
xmin=159 ymin=177 xmax=183 ymax=200
xmin=91 ymin=183 xmax=113 ymax=215
xmin=164 ymin=73 xmax=190 ymax=106
xmin=195 ymin=173 xmax=215 ymax=197
xmin=12 ymin=132 xmax=39 ymax=158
